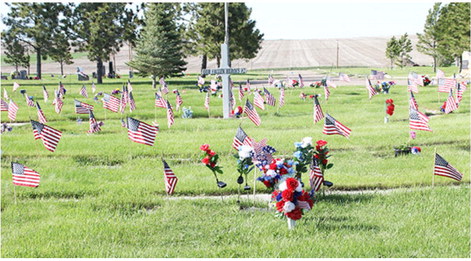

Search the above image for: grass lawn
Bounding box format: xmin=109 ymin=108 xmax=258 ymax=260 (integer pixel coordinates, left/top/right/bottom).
xmin=1 ymin=68 xmax=469 ymax=257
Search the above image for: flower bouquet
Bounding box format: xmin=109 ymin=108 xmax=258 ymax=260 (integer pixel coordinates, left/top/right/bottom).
xmin=385 ymin=99 xmax=395 ymax=123
xmin=272 ymin=178 xmax=314 ymax=229
xmin=231 ymin=106 xmax=243 ymax=118
xmin=200 ymin=144 xmax=226 ymax=188
xmin=181 ymin=107 xmax=193 ymax=118
xmin=312 ymin=140 xmax=334 ymax=189
xmin=310 ymin=82 xmax=322 ymax=88
xmin=235 ymin=145 xmax=255 ymax=191
xmin=292 ymin=137 xmax=315 ymax=183
xmin=291 ymin=79 xmax=299 ymax=87
xmin=257 ymin=158 xmax=296 ymax=188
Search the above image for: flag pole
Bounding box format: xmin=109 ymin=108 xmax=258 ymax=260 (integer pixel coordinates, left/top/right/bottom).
xmin=432 ymin=147 xmax=436 ymax=187
xmin=13 ymin=184 xmax=17 ymax=204
xmin=253 ymin=168 xmax=257 ymax=207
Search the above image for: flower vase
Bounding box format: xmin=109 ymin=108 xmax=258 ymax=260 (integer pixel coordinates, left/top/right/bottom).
xmin=287 ymin=218 xmax=296 ymax=230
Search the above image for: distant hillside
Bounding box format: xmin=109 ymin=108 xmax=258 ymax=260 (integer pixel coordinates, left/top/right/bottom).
xmin=1 ymin=35 xmax=433 ymax=75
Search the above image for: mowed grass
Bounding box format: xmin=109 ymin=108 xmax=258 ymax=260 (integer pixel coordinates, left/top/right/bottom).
xmin=1 ymin=68 xmax=470 ymax=257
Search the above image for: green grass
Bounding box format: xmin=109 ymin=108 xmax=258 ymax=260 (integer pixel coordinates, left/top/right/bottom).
xmin=1 ymin=70 xmax=470 ymax=257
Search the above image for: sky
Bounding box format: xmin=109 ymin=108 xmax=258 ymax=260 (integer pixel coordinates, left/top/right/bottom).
xmin=0 ymin=1 xmax=435 ymax=40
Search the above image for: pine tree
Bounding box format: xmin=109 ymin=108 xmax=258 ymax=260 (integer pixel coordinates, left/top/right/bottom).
xmin=417 ymin=3 xmax=442 ymax=72
xmin=397 ymin=33 xmax=413 ymax=68
xmin=127 ymin=3 xmax=187 ymax=89
xmin=385 ymin=36 xmax=400 ymax=69
xmin=2 ymin=33 xmax=30 ymax=75
xmin=49 ymin=33 xmax=74 ymax=76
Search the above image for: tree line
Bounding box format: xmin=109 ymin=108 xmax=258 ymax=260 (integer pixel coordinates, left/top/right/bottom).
xmin=1 ymin=2 xmax=263 ymax=84
xmin=386 ymin=2 xmax=470 ymax=72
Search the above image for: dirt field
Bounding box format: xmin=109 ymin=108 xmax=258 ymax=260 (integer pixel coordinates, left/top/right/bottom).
xmin=1 ymin=35 xmax=432 ymax=75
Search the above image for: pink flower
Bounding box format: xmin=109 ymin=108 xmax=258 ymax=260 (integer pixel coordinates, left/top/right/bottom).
xmin=316 ymin=140 xmax=327 ymax=147
xmin=200 ymin=144 xmax=210 ymax=151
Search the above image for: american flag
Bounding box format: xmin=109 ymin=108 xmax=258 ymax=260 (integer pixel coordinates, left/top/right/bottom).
xmin=53 ymin=90 xmax=63 ymax=114
xmin=323 ymin=114 xmax=351 ymax=138
xmin=204 ymin=92 xmax=210 ymax=111
xmin=409 ymin=91 xmax=418 ymax=110
xmin=175 ymin=90 xmax=183 ymax=111
xmin=80 ymin=85 xmax=88 ymax=98
xmin=246 ymin=79 xmax=251 ymax=91
xmin=313 ymin=95 xmax=324 ymax=124
xmin=238 ymin=84 xmax=244 ymax=101
xmin=244 ymin=99 xmax=261 ymax=126
xmin=460 ymin=81 xmax=467 ymax=92
xmin=232 ymin=126 xmax=253 ymax=150
xmin=12 ymin=162 xmax=40 ymax=188
xmin=36 ymin=102 xmax=47 ymax=124
xmin=309 ymin=157 xmax=323 ymax=193
xmin=42 ymin=85 xmax=49 ymax=102
xmin=324 ymin=86 xmax=330 ymax=101
xmin=8 ymin=100 xmax=18 ymax=121
xmin=4 ymin=88 xmax=9 ymax=99
xmin=162 ymin=159 xmax=178 ymax=195
xmin=253 ymin=90 xmax=265 ymax=110
xmin=127 ymin=80 xmax=133 ymax=92
xmin=264 ymin=88 xmax=276 ymax=106
xmin=166 ymin=100 xmax=174 ymax=128
xmin=126 ymin=117 xmax=159 ymax=146
xmin=119 ymin=84 xmax=128 ymax=113
xmin=1 ymin=99 xmax=8 ymax=111
xmin=298 ymin=74 xmax=305 ymax=87
xmin=25 ymin=94 xmax=35 ymax=107
xmin=371 ymin=70 xmax=385 ymax=80
xmin=91 ymin=82 xmax=96 ymax=93
xmin=74 ymin=99 xmax=94 ymax=114
xmin=366 ymin=78 xmax=377 ymax=99
xmin=436 ymin=69 xmax=445 ymax=79
xmin=299 ymin=92 xmax=307 ymax=100
xmin=31 ymin=120 xmax=62 ymax=152
xmin=409 ymin=108 xmax=432 ymax=132
xmin=438 ymin=78 xmax=456 ymax=93
xmin=278 ymin=87 xmax=285 ymax=108
xmin=434 ymin=153 xmax=463 ymax=181
xmin=268 ymin=75 xmax=274 ymax=85
xmin=197 ymin=76 xmax=205 ymax=86
xmin=87 ymin=110 xmax=101 ymax=133
xmin=159 ymin=77 xmax=166 ymax=87
xmin=13 ymin=82 xmax=20 ymax=92
xmin=407 ymin=80 xmax=419 ymax=93
xmin=128 ymin=91 xmax=136 ymax=112
xmin=102 ymin=93 xmax=120 ymax=113
xmin=58 ymin=82 xmax=66 ymax=96
xmin=457 ymin=83 xmax=464 ymax=103
xmin=409 ymin=72 xmax=424 ymax=86
xmin=155 ymin=92 xmax=166 ymax=108
xmin=326 ymin=77 xmax=337 ymax=88
xmin=339 ymin=73 xmax=351 ymax=82
xmin=444 ymin=89 xmax=458 ymax=114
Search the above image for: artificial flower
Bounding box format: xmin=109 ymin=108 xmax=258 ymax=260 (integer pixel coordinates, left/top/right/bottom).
xmin=200 ymin=144 xmax=210 ymax=151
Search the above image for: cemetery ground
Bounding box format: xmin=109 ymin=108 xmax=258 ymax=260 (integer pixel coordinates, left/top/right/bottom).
xmin=1 ymin=67 xmax=469 ymax=258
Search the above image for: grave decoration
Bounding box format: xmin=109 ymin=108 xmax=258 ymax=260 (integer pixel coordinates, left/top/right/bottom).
xmin=200 ymin=144 xmax=225 ymax=188
xmin=292 ymin=137 xmax=315 ymax=184
xmin=234 ymin=145 xmax=255 ymax=191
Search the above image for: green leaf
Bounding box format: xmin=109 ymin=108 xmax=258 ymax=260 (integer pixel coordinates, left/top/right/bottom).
xmin=326 ymin=163 xmax=334 ymax=169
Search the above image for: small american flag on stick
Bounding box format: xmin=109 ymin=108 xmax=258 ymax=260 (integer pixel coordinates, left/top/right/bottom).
xmin=436 ymin=69 xmax=445 ymax=79
xmin=13 ymin=82 xmax=20 ymax=92
xmin=175 ymin=90 xmax=183 ymax=111
xmin=102 ymin=93 xmax=120 ymax=113
xmin=409 ymin=108 xmax=432 ymax=132
xmin=74 ymin=99 xmax=94 ymax=114
xmin=278 ymin=87 xmax=285 ymax=108
xmin=126 ymin=117 xmax=158 ymax=146
xmin=309 ymin=157 xmax=323 ymax=193
xmin=91 ymin=82 xmax=96 ymax=93
xmin=36 ymin=102 xmax=47 ymax=124
xmin=253 ymin=90 xmax=265 ymax=110
xmin=238 ymin=84 xmax=244 ymax=101
xmin=298 ymin=74 xmax=305 ymax=87
xmin=204 ymin=92 xmax=210 ymax=111
xmin=232 ymin=126 xmax=253 ymax=150
xmin=324 ymin=86 xmax=330 ymax=101
xmin=119 ymin=84 xmax=128 ymax=113
xmin=409 ymin=72 xmax=424 ymax=86
xmin=444 ymin=89 xmax=458 ymax=114
xmin=42 ymin=85 xmax=49 ymax=102
xmin=80 ymin=85 xmax=88 ymax=98
xmin=313 ymin=95 xmax=324 ymax=124
xmin=339 ymin=73 xmax=350 ymax=82
xmin=264 ymin=88 xmax=276 ymax=106
xmin=53 ymin=91 xmax=63 ymax=113
xmin=323 ymin=114 xmax=351 ymax=138
xmin=245 ymin=79 xmax=251 ymax=91
xmin=409 ymin=91 xmax=418 ymax=110
xmin=434 ymin=153 xmax=463 ymax=181
xmin=155 ymin=92 xmax=166 ymax=108
xmin=128 ymin=91 xmax=136 ymax=112
xmin=12 ymin=162 xmax=40 ymax=188
xmin=244 ymin=99 xmax=261 ymax=126
xmin=457 ymin=83 xmax=464 ymax=104
xmin=438 ymin=78 xmax=455 ymax=93
xmin=268 ymin=75 xmax=274 ymax=85
xmin=31 ymin=120 xmax=62 ymax=152
xmin=4 ymin=88 xmax=9 ymax=99
xmin=1 ymin=99 xmax=8 ymax=111
xmin=166 ymin=100 xmax=174 ymax=128
xmin=24 ymin=93 xmax=35 ymax=107
xmin=87 ymin=110 xmax=101 ymax=134
xmin=8 ymin=100 xmax=18 ymax=121
xmin=366 ymin=78 xmax=377 ymax=99
xmin=408 ymin=80 xmax=419 ymax=93
xmin=162 ymin=159 xmax=178 ymax=195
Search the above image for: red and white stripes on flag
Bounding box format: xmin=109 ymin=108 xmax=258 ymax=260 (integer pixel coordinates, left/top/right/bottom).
xmin=204 ymin=92 xmax=210 ymax=111
xmin=88 ymin=110 xmax=101 ymax=134
xmin=1 ymin=99 xmax=8 ymax=111
xmin=436 ymin=69 xmax=445 ymax=79
xmin=309 ymin=158 xmax=323 ymax=193
xmin=12 ymin=162 xmax=40 ymax=188
xmin=159 ymin=77 xmax=168 ymax=94
xmin=408 ymin=80 xmax=419 ymax=93
xmin=444 ymin=89 xmax=458 ymax=114
xmin=102 ymin=93 xmax=120 ymax=113
xmin=128 ymin=91 xmax=136 ymax=112
xmin=13 ymin=82 xmax=20 ymax=92
xmin=31 ymin=120 xmax=62 ymax=152
xmin=91 ymin=82 xmax=96 ymax=93
xmin=244 ymin=99 xmax=261 ymax=126
xmin=323 ymin=114 xmax=351 ymax=138
xmin=24 ymin=94 xmax=35 ymax=107
xmin=162 ymin=159 xmax=178 ymax=195
xmin=409 ymin=91 xmax=418 ymax=110
xmin=457 ymin=83 xmax=464 ymax=103
xmin=166 ymin=100 xmax=174 ymax=128
xmin=438 ymin=78 xmax=456 ymax=93
xmin=126 ymin=117 xmax=159 ymax=146
xmin=232 ymin=126 xmax=253 ymax=150
xmin=239 ymin=84 xmax=244 ymax=101
xmin=175 ymin=90 xmax=183 ymax=111
xmin=366 ymin=78 xmax=377 ymax=99
xmin=80 ymin=85 xmax=88 ymax=98
xmin=339 ymin=73 xmax=351 ymax=82
xmin=298 ymin=74 xmax=305 ymax=87
xmin=36 ymin=102 xmax=47 ymax=124
xmin=74 ymin=99 xmax=94 ymax=114
xmin=264 ymin=88 xmax=276 ymax=106
xmin=324 ymin=86 xmax=330 ymax=101
xmin=313 ymin=95 xmax=324 ymax=124
xmin=119 ymin=84 xmax=128 ymax=113
xmin=53 ymin=90 xmax=63 ymax=114
xmin=58 ymin=82 xmax=66 ymax=97
xmin=278 ymin=87 xmax=285 ymax=108
xmin=268 ymin=75 xmax=274 ymax=85
xmin=42 ymin=85 xmax=49 ymax=102
xmin=409 ymin=72 xmax=424 ymax=86
xmin=409 ymin=108 xmax=432 ymax=132
xmin=155 ymin=92 xmax=166 ymax=108
xmin=253 ymin=90 xmax=265 ymax=110
xmin=127 ymin=80 xmax=133 ymax=92
xmin=8 ymin=100 xmax=18 ymax=121
xmin=434 ymin=153 xmax=463 ymax=181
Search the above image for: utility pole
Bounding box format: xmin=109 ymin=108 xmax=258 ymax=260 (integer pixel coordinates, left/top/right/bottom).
xmin=336 ymin=40 xmax=339 ymax=69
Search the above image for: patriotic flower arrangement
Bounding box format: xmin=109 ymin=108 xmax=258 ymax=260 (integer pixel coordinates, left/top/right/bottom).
xmin=375 ymin=81 xmax=396 ymax=93
xmin=235 ymin=145 xmax=255 ymax=190
xmin=181 ymin=107 xmax=193 ymax=118
xmin=200 ymin=144 xmax=226 ymax=188
xmin=271 ymin=178 xmax=314 ymax=221
xmin=310 ymin=82 xmax=322 ymax=88
xmin=292 ymin=137 xmax=315 ymax=178
xmin=231 ymin=106 xmax=243 ymax=118
xmin=257 ymin=157 xmax=296 ymax=188
xmin=411 ymin=146 xmax=421 ymax=155
xmin=291 ymin=80 xmax=299 ymax=87
xmin=385 ymin=99 xmax=395 ymax=116
xmin=422 ymin=75 xmax=431 ymax=86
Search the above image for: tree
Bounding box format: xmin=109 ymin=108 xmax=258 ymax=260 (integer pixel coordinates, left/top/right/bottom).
xmin=2 ymin=32 xmax=30 ymax=74
xmin=49 ymin=33 xmax=74 ymax=76
xmin=127 ymin=3 xmax=187 ymax=89
xmin=416 ymin=3 xmax=442 ymax=72
xmin=2 ymin=3 xmax=65 ymax=79
xmin=70 ymin=3 xmax=130 ymax=84
xmin=385 ymin=36 xmax=400 ymax=69
xmin=188 ymin=3 xmax=263 ymax=70
xmin=436 ymin=2 xmax=471 ymax=70
xmin=396 ymin=33 xmax=413 ymax=68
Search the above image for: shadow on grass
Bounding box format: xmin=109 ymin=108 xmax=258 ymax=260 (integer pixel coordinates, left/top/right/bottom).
xmin=316 ymin=193 xmax=374 ymax=205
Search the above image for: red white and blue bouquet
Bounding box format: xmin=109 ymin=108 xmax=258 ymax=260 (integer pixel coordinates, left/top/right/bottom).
xmin=200 ymin=144 xmax=226 ymax=188
xmin=293 ymin=137 xmax=315 ymax=178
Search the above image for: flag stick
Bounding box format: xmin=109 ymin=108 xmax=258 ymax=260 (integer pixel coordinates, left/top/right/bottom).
xmin=432 ymin=147 xmax=436 ymax=187
xmin=154 ymin=104 xmax=157 ymax=123
xmin=253 ymin=168 xmax=257 ymax=207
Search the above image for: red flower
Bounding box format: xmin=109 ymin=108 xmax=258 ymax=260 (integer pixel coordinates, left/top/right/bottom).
xmin=209 ymin=162 xmax=216 ymax=168
xmin=322 ymin=159 xmax=328 ymax=165
xmin=386 ymin=104 xmax=395 ymax=116
xmin=316 ymin=140 xmax=328 ymax=147
xmin=281 ymin=190 xmax=294 ymax=201
xmin=269 ymin=163 xmax=277 ymax=170
xmin=276 ymin=201 xmax=285 ymax=212
xmin=208 ymin=150 xmax=216 ymax=157
xmin=279 ymin=168 xmax=288 ymax=175
xmin=263 ymin=180 xmax=272 ymax=188
xmin=200 ymin=144 xmax=210 ymax=151
xmin=314 ymin=154 xmax=320 ymax=159
xmin=201 ymin=157 xmax=210 ymax=164
xmin=285 ymin=178 xmax=299 ymax=191
xmin=285 ymin=207 xmax=303 ymax=220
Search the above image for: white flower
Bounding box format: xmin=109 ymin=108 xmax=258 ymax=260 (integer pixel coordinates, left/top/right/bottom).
xmin=278 ymin=180 xmax=287 ymax=191
xmin=266 ymin=169 xmax=277 ymax=177
xmin=283 ymin=201 xmax=295 ymax=213
xmin=295 ymin=182 xmax=303 ymax=192
xmin=301 ymin=137 xmax=313 ymax=148
xmin=238 ymin=145 xmax=253 ymax=159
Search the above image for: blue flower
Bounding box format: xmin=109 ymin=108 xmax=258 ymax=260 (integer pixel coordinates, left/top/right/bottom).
xmin=294 ymin=142 xmax=303 ymax=148
xmin=293 ymin=151 xmax=303 ymax=159
xmin=288 ymin=168 xmax=295 ymax=175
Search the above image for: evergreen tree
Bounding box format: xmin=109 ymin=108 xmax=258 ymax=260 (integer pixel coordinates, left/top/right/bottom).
xmin=127 ymin=3 xmax=187 ymax=89
xmin=2 ymin=33 xmax=30 ymax=75
xmin=396 ymin=33 xmax=413 ymax=68
xmin=49 ymin=33 xmax=74 ymax=76
xmin=385 ymin=36 xmax=400 ymax=69
xmin=416 ymin=3 xmax=442 ymax=72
